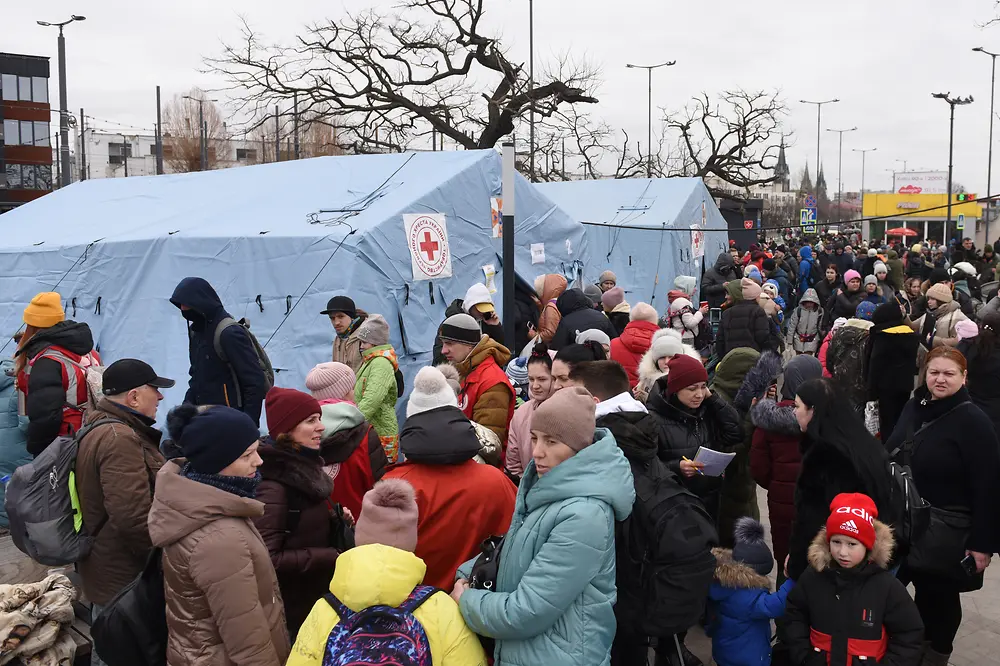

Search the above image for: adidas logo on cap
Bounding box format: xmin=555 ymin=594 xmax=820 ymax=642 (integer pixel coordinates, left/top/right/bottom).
xmin=840 ymin=519 xmax=859 ymax=534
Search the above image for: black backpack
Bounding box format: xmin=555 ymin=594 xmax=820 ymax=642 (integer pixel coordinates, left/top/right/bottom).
xmin=808 ymin=260 xmax=824 ymax=289
xmin=212 ymin=317 xmax=275 ymax=408
xmin=91 ymin=547 xmax=166 ymax=666
xmin=615 ymin=458 xmax=718 ymax=637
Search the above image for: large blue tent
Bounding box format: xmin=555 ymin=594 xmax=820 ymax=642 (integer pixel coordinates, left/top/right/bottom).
xmin=0 ymin=150 xmax=588 ymax=425
xmin=536 ymin=178 xmax=729 ymax=312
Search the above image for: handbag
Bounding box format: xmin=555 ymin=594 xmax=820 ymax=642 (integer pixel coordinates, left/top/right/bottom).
xmin=329 ymin=503 xmax=356 ymax=552
xmin=468 ymin=535 xmax=505 ymax=655
xmin=906 ymin=506 xmax=982 ymax=590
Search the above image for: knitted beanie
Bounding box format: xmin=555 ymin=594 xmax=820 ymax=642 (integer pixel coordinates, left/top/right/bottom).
xmin=855 ymin=301 xmax=877 ymax=321
xmin=746 ymin=266 xmax=763 ymax=284
xmin=926 ymin=282 xmax=953 ymax=304
xmin=505 ymin=356 xmax=530 ymax=392
xmin=531 ymin=386 xmax=597 ymax=452
xmin=599 ymin=270 xmax=617 ymax=285
xmin=576 ymin=329 xmax=611 ymax=347
xmin=435 ymin=363 xmax=462 ymax=395
xmin=167 ymin=404 xmax=262 ymax=475
xmin=666 ymin=354 xmax=708 ymax=394
xmin=319 ymin=402 xmax=365 ymax=438
xmin=650 ymin=330 xmax=685 ymax=362
xmin=265 ymin=387 xmax=322 ymax=439
xmin=832 ymin=317 xmax=849 ymax=331
xmin=955 ymin=319 xmax=980 ymax=341
xmin=439 ymin=313 xmax=482 ymax=345
xmin=669 ymin=297 xmax=693 ymax=314
xmin=356 ymin=314 xmax=390 ymax=346
xmin=583 ymin=284 xmax=604 ymax=307
xmin=601 ymin=287 xmax=625 ymax=310
xmin=761 ymin=283 xmax=778 ymax=299
xmin=305 ymin=362 xmax=357 ymax=402
xmin=864 ymin=274 xmax=878 ymax=287
xmin=354 ymin=479 xmax=419 ymax=552
xmin=631 ymin=302 xmax=659 ymax=324
xmin=843 ymin=270 xmax=862 ymax=284
xmin=762 ymin=258 xmax=776 ymax=272
xmin=826 ymin=493 xmax=878 ymax=551
xmin=732 ymin=517 xmax=774 ymax=576
xmin=406 ymin=366 xmax=459 ymax=417
xmin=868 ymin=248 xmax=878 ymax=257
xmin=874 ymin=261 xmax=888 ymax=276
xmin=928 ymin=268 xmax=951 ymax=286
xmin=872 ymin=302 xmax=903 ymax=328
xmin=23 ymin=292 xmax=65 ymax=328
xmin=741 ymin=277 xmax=762 ymax=301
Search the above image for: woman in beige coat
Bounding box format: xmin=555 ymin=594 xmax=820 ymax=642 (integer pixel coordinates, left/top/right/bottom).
xmin=148 ymin=404 xmax=289 ymax=666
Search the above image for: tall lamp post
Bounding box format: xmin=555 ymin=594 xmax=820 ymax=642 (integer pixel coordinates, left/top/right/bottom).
xmin=183 ymin=94 xmax=218 ymax=171
xmin=973 ymin=47 xmax=999 ymax=244
xmin=853 ymin=147 xmax=877 ymax=238
xmin=37 ymin=15 xmax=85 ymax=189
xmin=800 ymin=98 xmax=840 ymax=196
xmin=826 ymin=126 xmax=857 ymax=224
xmin=626 ymin=60 xmax=676 ymax=178
xmin=931 ymin=92 xmax=974 ymax=233
xmin=528 ymin=0 xmax=534 ymax=181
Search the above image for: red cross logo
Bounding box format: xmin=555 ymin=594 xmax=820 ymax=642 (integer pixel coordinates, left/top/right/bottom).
xmin=419 ymin=231 xmax=439 ymax=261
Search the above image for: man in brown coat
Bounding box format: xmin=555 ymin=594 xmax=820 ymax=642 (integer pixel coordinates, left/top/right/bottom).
xmin=322 ymin=295 xmax=366 ymax=373
xmin=76 ymin=359 xmax=173 ymax=635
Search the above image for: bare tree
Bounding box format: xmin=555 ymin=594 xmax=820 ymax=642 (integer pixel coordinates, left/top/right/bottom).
xmin=661 ymin=89 xmax=788 ymax=188
xmin=162 ymin=89 xmax=226 ymax=172
xmin=208 ymin=1 xmax=599 ymax=155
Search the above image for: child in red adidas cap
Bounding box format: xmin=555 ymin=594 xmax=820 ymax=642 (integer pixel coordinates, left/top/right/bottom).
xmin=784 ymin=493 xmax=924 ymax=666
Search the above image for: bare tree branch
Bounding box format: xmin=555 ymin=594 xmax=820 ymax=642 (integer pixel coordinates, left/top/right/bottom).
xmin=206 ymin=2 xmax=598 ymax=154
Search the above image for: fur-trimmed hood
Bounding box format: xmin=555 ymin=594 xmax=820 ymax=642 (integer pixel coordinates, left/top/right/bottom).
xmin=734 ymin=351 xmax=783 ymax=412
xmin=711 ymin=547 xmax=771 ymax=590
xmin=258 ymin=441 xmax=334 ymax=502
xmin=750 ymin=397 xmax=800 ymax=435
xmin=807 ymin=521 xmax=895 ymax=573
xmin=637 ymin=328 xmax=700 ymax=387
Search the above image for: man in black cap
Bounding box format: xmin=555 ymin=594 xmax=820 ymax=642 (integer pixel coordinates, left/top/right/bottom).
xmin=322 ymin=295 xmax=367 ymax=373
xmin=74 ymin=358 xmax=175 ymax=650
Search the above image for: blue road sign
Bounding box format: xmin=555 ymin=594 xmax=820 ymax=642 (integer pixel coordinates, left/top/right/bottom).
xmin=800 ymin=208 xmax=817 ymax=226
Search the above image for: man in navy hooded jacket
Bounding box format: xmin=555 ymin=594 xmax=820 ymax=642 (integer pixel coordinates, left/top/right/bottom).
xmin=170 ymin=277 xmax=268 ymax=424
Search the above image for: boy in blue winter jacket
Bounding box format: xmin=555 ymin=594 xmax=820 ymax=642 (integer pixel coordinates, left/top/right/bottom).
xmin=707 ymin=517 xmax=794 ymax=666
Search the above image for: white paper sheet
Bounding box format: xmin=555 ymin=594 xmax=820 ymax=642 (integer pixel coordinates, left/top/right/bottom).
xmin=693 ymin=446 xmax=737 ymax=477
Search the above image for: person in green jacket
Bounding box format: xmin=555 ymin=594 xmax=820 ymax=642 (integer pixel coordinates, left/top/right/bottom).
xmin=353 ymin=314 xmax=400 ymax=464
xmin=451 ymin=386 xmax=635 ymax=666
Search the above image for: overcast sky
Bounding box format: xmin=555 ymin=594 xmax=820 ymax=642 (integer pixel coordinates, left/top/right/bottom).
xmin=7 ymin=0 xmax=1000 ymax=194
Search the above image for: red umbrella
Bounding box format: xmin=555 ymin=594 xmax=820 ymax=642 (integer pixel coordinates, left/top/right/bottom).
xmin=886 ymin=227 xmax=918 ymax=237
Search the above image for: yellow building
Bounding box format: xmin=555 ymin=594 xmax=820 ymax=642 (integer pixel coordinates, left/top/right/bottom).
xmin=862 ymin=193 xmax=985 ymax=246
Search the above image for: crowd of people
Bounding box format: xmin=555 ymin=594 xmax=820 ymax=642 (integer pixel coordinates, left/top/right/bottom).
xmin=5 ymin=243 xmax=1000 ymax=665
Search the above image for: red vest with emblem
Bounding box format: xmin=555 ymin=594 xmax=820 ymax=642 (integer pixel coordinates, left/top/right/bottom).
xmin=458 ymin=355 xmax=515 ymax=444
xmin=17 ymin=345 xmax=102 ymax=437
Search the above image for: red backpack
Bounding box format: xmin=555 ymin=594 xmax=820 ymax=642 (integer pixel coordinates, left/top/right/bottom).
xmin=24 ymin=346 xmax=103 ymax=435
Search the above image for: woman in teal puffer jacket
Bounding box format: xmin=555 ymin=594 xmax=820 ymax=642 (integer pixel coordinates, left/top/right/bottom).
xmin=452 ymin=386 xmax=635 ymax=666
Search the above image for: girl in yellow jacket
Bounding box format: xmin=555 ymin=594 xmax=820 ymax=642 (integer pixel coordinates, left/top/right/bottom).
xmin=288 ymin=479 xmax=487 ymax=666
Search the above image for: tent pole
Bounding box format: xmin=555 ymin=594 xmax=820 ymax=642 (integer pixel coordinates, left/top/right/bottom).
xmin=502 ymin=141 xmax=516 ymax=348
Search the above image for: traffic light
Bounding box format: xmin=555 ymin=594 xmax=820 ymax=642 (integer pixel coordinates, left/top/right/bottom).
xmin=956 ymin=193 xmax=977 ymax=202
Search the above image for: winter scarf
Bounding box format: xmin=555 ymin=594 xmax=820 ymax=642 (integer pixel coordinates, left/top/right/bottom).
xmin=339 ymin=316 xmax=364 ymax=339
xmin=182 ymin=462 xmax=262 ymax=499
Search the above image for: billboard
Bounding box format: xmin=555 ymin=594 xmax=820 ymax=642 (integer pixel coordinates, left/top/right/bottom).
xmin=893 ymin=171 xmax=948 ymax=195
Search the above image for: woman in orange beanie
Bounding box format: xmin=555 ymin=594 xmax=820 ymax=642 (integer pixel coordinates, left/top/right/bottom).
xmin=15 ymin=291 xmax=100 ymax=456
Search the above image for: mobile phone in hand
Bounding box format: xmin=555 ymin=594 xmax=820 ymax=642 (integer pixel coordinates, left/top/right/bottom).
xmin=960 ymin=553 xmax=978 ymax=576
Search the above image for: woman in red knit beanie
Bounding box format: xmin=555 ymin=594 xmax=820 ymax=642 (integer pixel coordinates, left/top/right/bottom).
xmin=253 ymin=387 xmax=350 ymax=640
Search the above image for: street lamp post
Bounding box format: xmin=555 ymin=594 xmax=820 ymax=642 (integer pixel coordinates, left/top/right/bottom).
xmin=183 ymin=94 xmax=218 ymax=171
xmin=37 ymin=15 xmax=85 ymax=189
xmin=626 ymin=60 xmax=676 ymax=178
xmin=826 ymin=127 xmax=857 ymax=224
xmin=800 ymin=99 xmax=840 ymax=196
xmin=932 ymin=92 xmax=975 ymax=233
xmin=852 ymin=147 xmax=877 ymax=198
xmin=528 ymin=0 xmax=535 ymax=181
xmin=117 ymin=134 xmax=129 ymax=178
xmin=973 ymin=47 xmax=999 ymax=244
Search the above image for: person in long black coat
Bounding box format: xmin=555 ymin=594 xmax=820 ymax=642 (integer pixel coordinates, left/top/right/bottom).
xmin=865 ymin=302 xmax=919 ymax=441
xmin=701 ymin=252 xmax=742 ymax=310
xmin=883 ymin=346 xmax=1000 ymax=664
xmin=822 ymin=270 xmax=865 ymax=331
xmin=549 ymin=288 xmax=618 ymax=350
xmin=716 ymin=279 xmax=777 ymax=358
xmin=785 ymin=377 xmax=894 ymax=582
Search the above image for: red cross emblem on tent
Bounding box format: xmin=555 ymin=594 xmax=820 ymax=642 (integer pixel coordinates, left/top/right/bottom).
xmin=405 ymin=213 xmax=453 ymax=280
xmin=744 ymin=220 xmax=754 ymax=230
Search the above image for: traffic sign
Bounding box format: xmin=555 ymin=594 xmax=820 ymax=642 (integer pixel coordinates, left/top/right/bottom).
xmin=800 ymin=208 xmax=817 ymax=226
xmin=804 ymin=224 xmax=817 ymax=234
xmin=805 ymin=194 xmax=817 ymax=208
xmin=957 ymin=214 xmax=965 ymax=230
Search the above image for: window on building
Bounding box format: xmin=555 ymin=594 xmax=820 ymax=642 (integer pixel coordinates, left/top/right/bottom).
xmin=236 ymin=147 xmax=258 ymax=161
xmin=19 ymin=121 xmax=33 ymax=146
xmin=18 ymin=76 xmax=32 ymax=101
xmin=22 ymin=164 xmax=37 ymax=190
xmin=1 ymin=74 xmax=16 ymax=101
xmin=31 ymin=77 xmax=48 ymax=103
xmin=4 ymin=164 xmax=22 ymax=189
xmin=36 ymin=165 xmax=52 ymax=190
xmin=148 ymin=144 xmax=158 ymax=156
xmin=33 ymin=121 xmax=50 ymax=147
xmin=2 ymin=119 xmax=17 ymax=145
xmin=108 ymin=142 xmax=133 ymax=164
